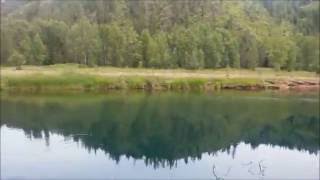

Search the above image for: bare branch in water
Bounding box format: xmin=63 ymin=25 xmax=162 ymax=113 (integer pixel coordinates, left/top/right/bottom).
xmin=224 ymin=166 xmax=232 ymax=177
xmin=213 ymin=160 xmax=266 ymax=179
xmin=212 ymin=165 xmax=221 ymax=180
xmin=212 ymin=164 xmax=232 ymax=180
xmin=245 ymin=160 xmax=267 ymax=178
xmin=258 ymin=160 xmax=266 ymax=176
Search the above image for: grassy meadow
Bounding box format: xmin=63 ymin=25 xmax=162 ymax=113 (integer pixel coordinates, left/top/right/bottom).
xmin=1 ymin=64 xmax=319 ymax=92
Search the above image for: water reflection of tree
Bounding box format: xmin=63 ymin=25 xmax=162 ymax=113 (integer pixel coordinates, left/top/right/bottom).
xmin=6 ymin=115 xmax=318 ymax=169
xmin=211 ymin=160 xmax=267 ymax=180
xmin=1 ymin=93 xmax=319 ymax=168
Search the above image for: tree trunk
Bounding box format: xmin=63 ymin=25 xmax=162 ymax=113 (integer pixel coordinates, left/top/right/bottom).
xmin=16 ymin=65 xmax=22 ymax=70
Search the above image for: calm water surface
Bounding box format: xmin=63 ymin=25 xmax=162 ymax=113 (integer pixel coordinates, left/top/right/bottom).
xmin=1 ymin=91 xmax=319 ymax=179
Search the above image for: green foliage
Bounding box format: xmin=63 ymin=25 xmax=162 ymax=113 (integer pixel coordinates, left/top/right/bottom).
xmin=296 ymin=36 xmax=320 ymax=72
xmin=185 ymin=49 xmax=204 ymax=70
xmin=264 ymin=36 xmax=297 ymax=71
xmin=198 ymin=25 xmax=224 ymax=68
xmin=21 ymin=33 xmax=47 ymax=65
xmin=239 ymin=32 xmax=259 ymax=70
xmin=98 ymin=23 xmax=140 ymax=67
xmin=8 ymin=50 xmax=25 ymax=70
xmin=1 ymin=0 xmax=319 ymax=72
xmin=67 ymin=17 xmax=99 ymax=65
xmin=37 ymin=20 xmax=68 ymax=64
xmin=148 ymin=33 xmax=172 ymax=68
xmin=140 ymin=29 xmax=153 ymax=67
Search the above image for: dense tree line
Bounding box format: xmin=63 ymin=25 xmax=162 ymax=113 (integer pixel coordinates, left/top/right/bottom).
xmin=1 ymin=0 xmax=319 ymax=71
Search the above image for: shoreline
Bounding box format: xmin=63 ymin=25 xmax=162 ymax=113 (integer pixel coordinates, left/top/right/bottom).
xmin=1 ymin=65 xmax=319 ymax=93
xmin=2 ymin=76 xmax=319 ymax=93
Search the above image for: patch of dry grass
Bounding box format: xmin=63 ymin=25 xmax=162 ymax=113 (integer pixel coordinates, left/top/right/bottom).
xmin=1 ymin=64 xmax=318 ymax=80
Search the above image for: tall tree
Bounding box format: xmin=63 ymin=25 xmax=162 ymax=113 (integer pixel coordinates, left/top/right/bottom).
xmin=239 ymin=32 xmax=259 ymax=70
xmin=67 ymin=17 xmax=99 ymax=65
xmin=37 ymin=20 xmax=68 ymax=64
xmin=20 ymin=34 xmax=47 ymax=65
xmin=8 ymin=50 xmax=25 ymax=70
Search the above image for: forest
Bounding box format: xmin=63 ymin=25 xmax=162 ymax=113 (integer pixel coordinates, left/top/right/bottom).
xmin=1 ymin=0 xmax=319 ymax=71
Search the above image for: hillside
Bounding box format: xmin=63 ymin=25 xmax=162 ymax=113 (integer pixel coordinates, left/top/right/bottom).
xmin=1 ymin=0 xmax=319 ymax=72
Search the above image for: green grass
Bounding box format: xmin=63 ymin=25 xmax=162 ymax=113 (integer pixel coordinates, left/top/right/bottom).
xmin=1 ymin=64 xmax=318 ymax=92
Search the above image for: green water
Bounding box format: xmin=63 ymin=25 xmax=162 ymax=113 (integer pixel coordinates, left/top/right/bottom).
xmin=1 ymin=91 xmax=319 ymax=179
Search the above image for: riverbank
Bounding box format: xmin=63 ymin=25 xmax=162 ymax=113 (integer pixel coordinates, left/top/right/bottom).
xmin=1 ymin=64 xmax=319 ymax=92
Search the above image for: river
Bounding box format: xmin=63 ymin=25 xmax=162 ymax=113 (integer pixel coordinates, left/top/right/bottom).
xmin=1 ymin=91 xmax=319 ymax=179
